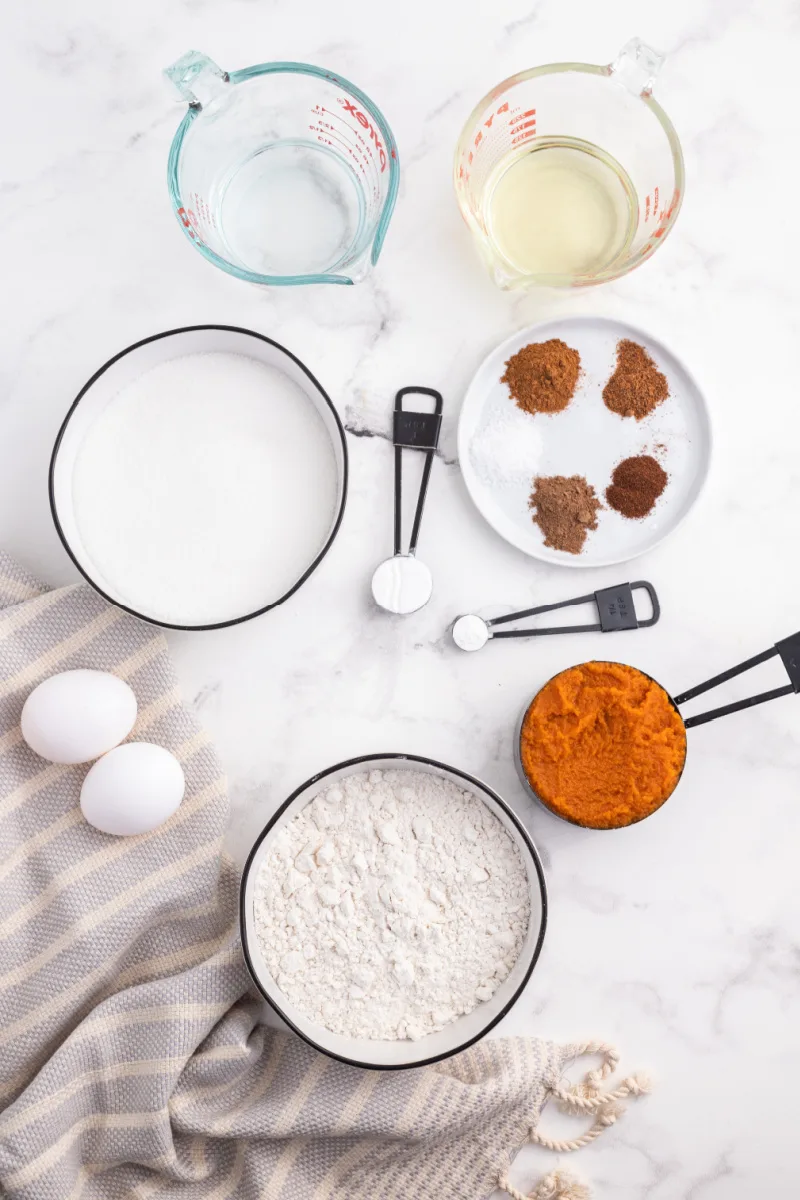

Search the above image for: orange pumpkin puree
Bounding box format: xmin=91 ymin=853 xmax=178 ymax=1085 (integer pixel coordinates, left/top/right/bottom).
xmin=519 ymin=661 xmax=687 ymax=829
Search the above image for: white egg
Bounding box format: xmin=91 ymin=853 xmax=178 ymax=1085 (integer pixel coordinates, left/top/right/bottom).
xmin=80 ymin=742 xmax=185 ymax=836
xmin=21 ymin=669 xmax=138 ymax=764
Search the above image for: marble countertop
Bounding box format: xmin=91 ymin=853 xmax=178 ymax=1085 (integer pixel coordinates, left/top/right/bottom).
xmin=3 ymin=0 xmax=800 ymax=1195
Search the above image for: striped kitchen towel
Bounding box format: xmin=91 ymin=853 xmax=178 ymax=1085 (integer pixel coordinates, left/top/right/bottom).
xmin=0 ymin=551 xmax=647 ymax=1200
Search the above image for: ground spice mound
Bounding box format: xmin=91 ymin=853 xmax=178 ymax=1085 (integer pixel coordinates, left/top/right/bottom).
xmin=501 ymin=339 xmax=581 ymax=415
xmin=519 ymin=661 xmax=687 ymax=829
xmin=606 ymin=454 xmax=668 ymax=519
xmin=603 ymin=339 xmax=668 ymax=420
xmin=529 ymin=475 xmax=601 ymax=554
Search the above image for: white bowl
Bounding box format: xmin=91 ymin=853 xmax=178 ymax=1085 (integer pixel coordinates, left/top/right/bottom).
xmin=49 ymin=324 xmax=348 ymax=630
xmin=240 ymin=753 xmax=547 ymax=1070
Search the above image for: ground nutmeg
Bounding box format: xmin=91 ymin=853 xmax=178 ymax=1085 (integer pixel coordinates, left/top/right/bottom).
xmin=603 ymin=339 xmax=668 ymax=420
xmin=501 ymin=339 xmax=581 ymax=416
xmin=519 ymin=661 xmax=687 ymax=829
xmin=606 ymin=454 xmax=668 ymax=519
xmin=529 ymin=475 xmax=601 ymax=555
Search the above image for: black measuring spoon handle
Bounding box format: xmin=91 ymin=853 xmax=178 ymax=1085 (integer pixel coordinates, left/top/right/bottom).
xmin=392 ymin=387 xmax=443 ymax=558
xmin=489 ymin=580 xmax=660 ymax=640
xmin=675 ymin=633 xmax=800 ymax=729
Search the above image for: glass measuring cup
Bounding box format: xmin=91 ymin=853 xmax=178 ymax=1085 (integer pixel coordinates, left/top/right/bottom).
xmin=164 ymin=52 xmax=400 ymax=287
xmin=453 ymin=39 xmax=684 ymax=289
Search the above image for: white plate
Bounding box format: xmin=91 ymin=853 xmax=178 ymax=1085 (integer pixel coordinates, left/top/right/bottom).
xmin=458 ymin=316 xmax=712 ymax=568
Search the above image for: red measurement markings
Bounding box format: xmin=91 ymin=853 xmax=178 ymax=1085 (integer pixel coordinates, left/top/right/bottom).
xmin=341 ymin=98 xmax=388 ymax=171
xmin=471 ymin=100 xmax=510 ymax=149
xmin=310 ymin=105 xmax=377 ymax=182
xmin=310 ymin=122 xmax=353 ymax=154
xmin=481 ymin=101 xmax=510 ymax=131
xmin=310 ymin=126 xmax=372 ymax=181
xmin=459 ymin=100 xmax=530 ymax=183
xmin=310 ymin=106 xmax=383 ymax=204
xmin=177 ymin=207 xmax=202 ymax=243
xmin=192 ymin=192 xmax=216 ymax=230
xmin=508 ymin=105 xmax=536 ymax=144
xmin=325 ymin=107 xmax=380 ymax=171
xmin=647 ymin=187 xmax=678 ymax=239
xmin=645 ymin=194 xmax=651 ymax=222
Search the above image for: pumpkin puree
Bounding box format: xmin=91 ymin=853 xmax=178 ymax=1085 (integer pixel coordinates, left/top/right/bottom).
xmin=520 ymin=661 xmax=687 ymax=829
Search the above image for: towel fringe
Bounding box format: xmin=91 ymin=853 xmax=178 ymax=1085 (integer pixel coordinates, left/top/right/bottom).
xmin=497 ymin=1168 xmax=590 ymax=1200
xmin=496 ymin=1042 xmax=651 ymax=1200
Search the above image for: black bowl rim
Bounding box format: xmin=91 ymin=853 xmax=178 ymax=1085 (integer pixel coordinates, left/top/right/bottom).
xmin=48 ymin=324 xmax=349 ymax=631
xmin=516 ymin=659 xmax=688 ymax=830
xmin=239 ymin=751 xmax=548 ymax=1071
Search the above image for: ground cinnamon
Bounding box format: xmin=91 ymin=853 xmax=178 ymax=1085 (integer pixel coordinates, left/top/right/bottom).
xmin=502 ymin=339 xmax=581 ymax=415
xmin=603 ymin=339 xmax=668 ymax=420
xmin=529 ymin=475 xmax=601 ymax=554
xmin=606 ymin=454 xmax=668 ymax=519
xmin=519 ymin=661 xmax=687 ymax=829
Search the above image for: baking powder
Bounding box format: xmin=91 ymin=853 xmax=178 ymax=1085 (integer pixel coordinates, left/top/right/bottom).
xmin=253 ymin=769 xmax=530 ymax=1041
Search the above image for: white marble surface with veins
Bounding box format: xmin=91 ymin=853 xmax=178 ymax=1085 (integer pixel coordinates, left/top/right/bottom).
xmin=2 ymin=0 xmax=800 ymax=1195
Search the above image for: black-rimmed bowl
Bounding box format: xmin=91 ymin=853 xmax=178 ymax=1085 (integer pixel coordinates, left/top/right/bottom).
xmin=240 ymin=753 xmax=547 ymax=1070
xmin=49 ymin=324 xmax=348 ymax=631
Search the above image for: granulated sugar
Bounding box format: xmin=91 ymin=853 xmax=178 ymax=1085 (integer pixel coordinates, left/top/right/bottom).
xmin=71 ymin=352 xmax=338 ymax=626
xmin=253 ymin=769 xmax=530 ymax=1041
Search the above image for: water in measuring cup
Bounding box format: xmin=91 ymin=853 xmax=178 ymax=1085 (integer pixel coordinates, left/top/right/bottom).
xmin=218 ymin=142 xmax=365 ymax=276
xmin=486 ymin=139 xmax=636 ymax=279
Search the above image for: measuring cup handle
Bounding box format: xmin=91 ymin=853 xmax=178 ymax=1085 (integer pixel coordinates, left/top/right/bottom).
xmin=682 ymin=686 xmax=795 ymax=730
xmin=676 ymin=632 xmax=800 ymax=728
xmin=164 ymin=51 xmax=229 ymax=108
xmin=610 ymin=39 xmax=665 ymax=97
xmin=630 ymin=581 xmax=660 ymax=628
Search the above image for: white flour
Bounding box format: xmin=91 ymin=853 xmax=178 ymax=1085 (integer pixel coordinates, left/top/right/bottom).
xmin=253 ymin=769 xmax=530 ymax=1041
xmin=71 ymin=352 xmax=338 ymax=626
xmin=469 ymin=401 xmax=544 ymax=490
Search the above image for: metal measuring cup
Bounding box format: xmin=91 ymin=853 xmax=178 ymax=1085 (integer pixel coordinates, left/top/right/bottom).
xmin=515 ymin=632 xmax=800 ymax=829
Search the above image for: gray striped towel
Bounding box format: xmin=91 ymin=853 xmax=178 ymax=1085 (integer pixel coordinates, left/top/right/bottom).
xmin=0 ymin=551 xmax=647 ymax=1200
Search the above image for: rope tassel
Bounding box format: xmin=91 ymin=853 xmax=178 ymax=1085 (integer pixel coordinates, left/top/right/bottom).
xmin=498 ymin=1168 xmax=591 ymax=1200
xmin=497 ymin=1042 xmax=652 ymax=1200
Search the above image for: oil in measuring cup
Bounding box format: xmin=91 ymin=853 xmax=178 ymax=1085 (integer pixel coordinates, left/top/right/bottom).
xmin=453 ymin=41 xmax=684 ymax=289
xmin=485 ymin=137 xmax=637 ymax=279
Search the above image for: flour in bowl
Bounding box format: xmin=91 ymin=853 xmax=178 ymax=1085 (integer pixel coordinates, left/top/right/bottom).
xmin=253 ymin=769 xmax=531 ymax=1041
xmin=70 ymin=352 xmax=339 ymax=626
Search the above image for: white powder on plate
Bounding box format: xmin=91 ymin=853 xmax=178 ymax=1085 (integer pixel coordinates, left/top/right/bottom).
xmin=71 ymin=352 xmax=338 ymax=626
xmin=469 ymin=402 xmax=544 ymax=490
xmin=253 ymin=768 xmax=531 ymax=1041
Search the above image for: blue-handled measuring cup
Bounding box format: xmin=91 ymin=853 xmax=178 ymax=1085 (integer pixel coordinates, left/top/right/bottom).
xmin=165 ymin=51 xmax=400 ymax=287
